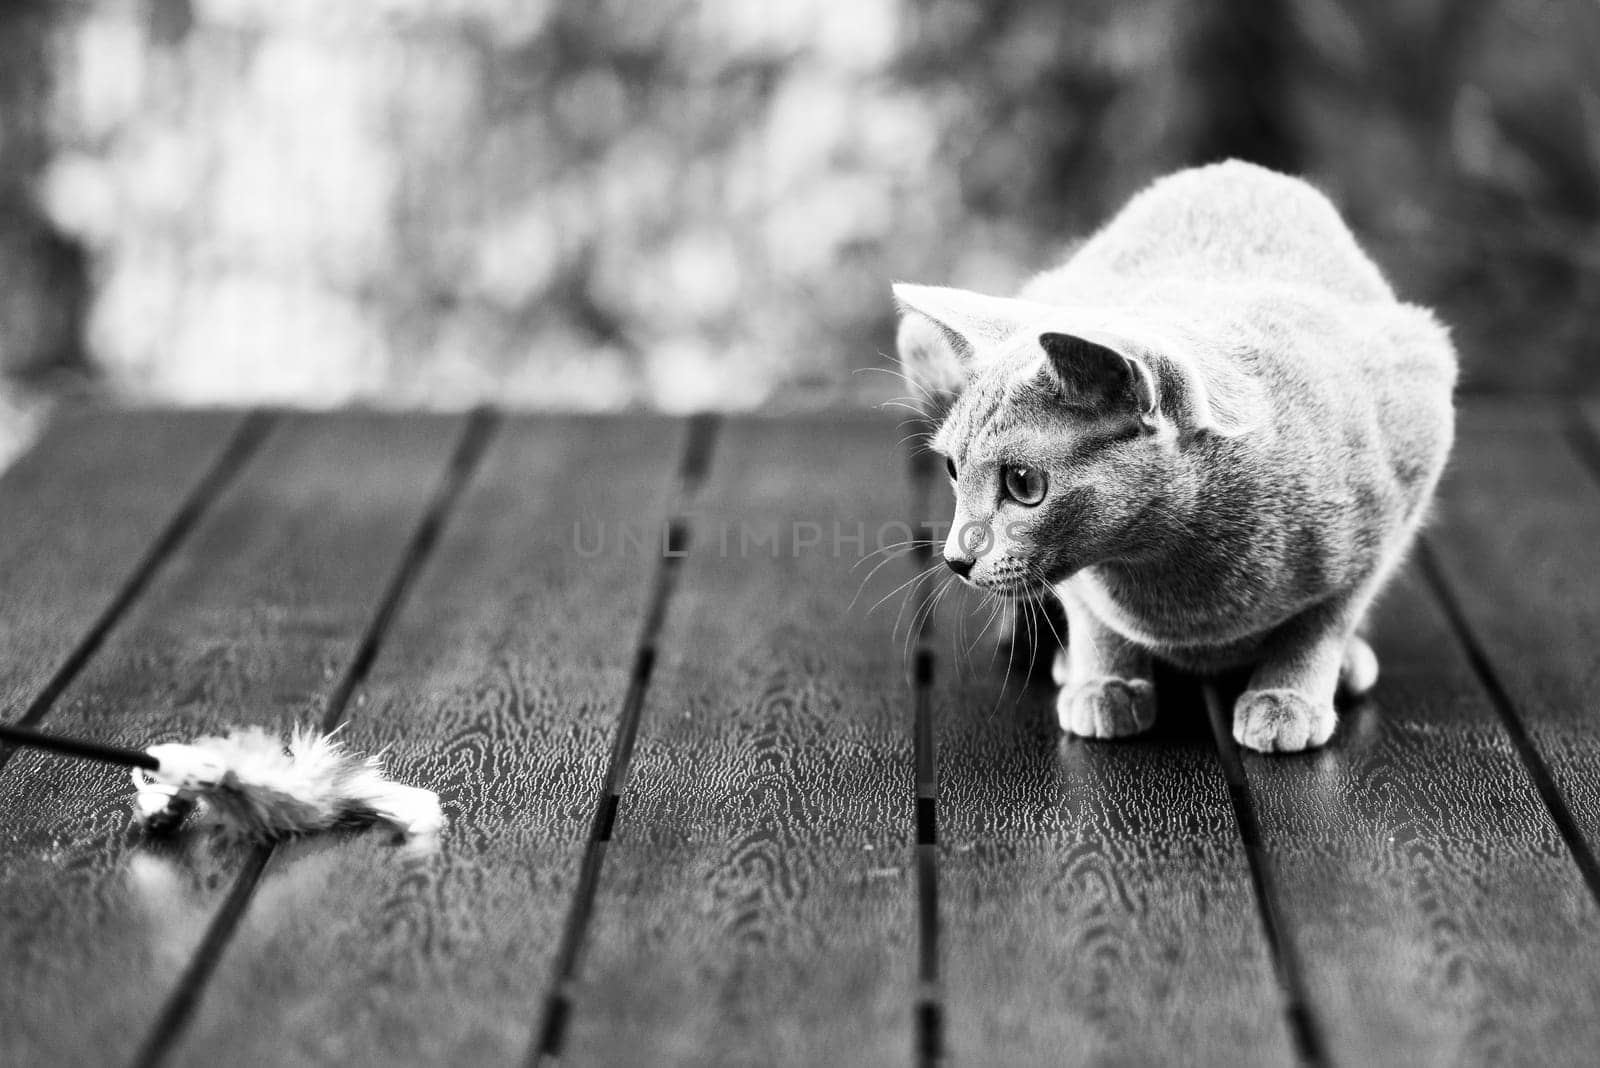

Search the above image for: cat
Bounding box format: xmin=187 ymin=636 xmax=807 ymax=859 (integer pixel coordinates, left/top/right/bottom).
xmin=893 ymin=160 xmax=1456 ymax=752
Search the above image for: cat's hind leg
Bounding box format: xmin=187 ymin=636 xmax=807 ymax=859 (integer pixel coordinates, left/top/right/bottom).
xmin=1234 ymin=597 xmax=1367 ymax=753
xmin=1051 ymin=643 xmax=1071 ymax=687
xmin=1338 ymin=634 xmax=1378 ymax=698
xmin=1055 ymin=586 xmax=1156 ymax=740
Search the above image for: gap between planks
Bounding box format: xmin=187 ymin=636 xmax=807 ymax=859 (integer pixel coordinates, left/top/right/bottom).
xmin=912 ymin=647 xmax=942 ymax=1068
xmin=129 ymin=409 xmax=500 ymax=1068
xmin=1201 ymin=401 xmax=1600 ymax=1068
xmin=1414 ymin=541 xmax=1600 ymax=905
xmin=1201 ymin=685 xmax=1328 ymax=1067
xmin=912 ymin=423 xmax=1320 ymax=1067
xmin=530 ymin=413 xmax=719 ymax=1065
xmin=520 ymin=401 xmax=1600 ymax=1068
xmin=0 ymin=411 xmax=274 ymax=774
xmin=1404 ymin=399 xmax=1600 ymax=909
xmin=90 ymin=404 xmax=1597 ymax=1066
xmin=908 ymin=441 xmax=944 ymax=1068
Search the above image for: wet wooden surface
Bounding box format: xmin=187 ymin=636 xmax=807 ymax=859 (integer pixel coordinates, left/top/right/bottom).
xmin=0 ymin=411 xmax=465 ymax=1066
xmin=924 ymin=477 xmax=1296 ymax=1066
xmin=1 ymin=401 xmax=1599 ymax=1067
xmin=171 ymin=416 xmax=685 ymax=1068
xmin=566 ymin=417 xmax=916 ymax=1067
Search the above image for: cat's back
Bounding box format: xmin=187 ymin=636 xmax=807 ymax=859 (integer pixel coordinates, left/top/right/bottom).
xmin=1022 ymin=160 xmax=1455 ymax=508
xmin=1026 ymin=161 xmax=1394 ymax=306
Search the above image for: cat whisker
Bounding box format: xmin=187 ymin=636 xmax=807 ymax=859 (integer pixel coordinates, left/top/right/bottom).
xmin=894 ymin=419 xmax=936 ymax=437
xmin=987 ymin=593 xmax=1009 ymax=670
xmin=991 ymin=594 xmax=1019 ymax=720
xmin=902 ymin=572 xmax=956 ymax=668
xmin=926 ymin=574 xmax=970 ymax=670
xmin=966 ymin=589 xmax=1003 ymax=677
xmin=1023 ymin=564 xmax=1067 ymax=652
xmin=1010 ymin=599 xmax=1054 ymax=714
xmin=893 ymin=420 xmax=937 ymax=449
xmin=868 ymin=558 xmax=945 ymax=618
xmin=1021 ymin=594 xmax=1043 ymax=682
xmin=902 ymin=562 xmax=960 ymax=655
xmin=853 ymin=538 xmax=937 ymax=568
xmin=854 ymin=362 xmax=943 ymax=401
xmin=894 ymin=431 xmax=937 ymax=455
xmin=879 ymin=399 xmax=933 ymax=418
xmin=847 ymin=542 xmax=939 ymax=617
xmin=870 ymin=559 xmax=940 ymax=626
xmin=852 ymin=364 xmax=921 ymax=387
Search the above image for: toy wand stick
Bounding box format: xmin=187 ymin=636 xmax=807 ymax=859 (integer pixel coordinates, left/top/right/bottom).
xmin=0 ymin=720 xmax=442 ymax=841
xmin=1 ymin=722 xmax=159 ymax=769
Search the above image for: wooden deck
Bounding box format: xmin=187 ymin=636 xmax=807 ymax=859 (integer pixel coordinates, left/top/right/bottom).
xmin=2 ymin=402 xmax=1600 ymax=1066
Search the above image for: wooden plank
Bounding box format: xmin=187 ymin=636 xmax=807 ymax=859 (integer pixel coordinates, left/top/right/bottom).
xmin=562 ymin=416 xmax=917 ymax=1067
xmin=1427 ymin=402 xmax=1600 ymax=861
xmin=0 ymin=413 xmax=464 ymax=1068
xmin=0 ymin=406 xmax=246 ymax=725
xmin=930 ymin=465 xmax=1294 ymax=1064
xmin=166 ymin=416 xmax=685 ymax=1067
xmin=1236 ymin=568 xmax=1600 ymax=1064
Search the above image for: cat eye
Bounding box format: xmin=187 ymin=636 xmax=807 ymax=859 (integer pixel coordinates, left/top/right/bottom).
xmin=1002 ymin=465 xmax=1047 ymax=506
xmin=945 ymin=456 xmax=958 ymax=480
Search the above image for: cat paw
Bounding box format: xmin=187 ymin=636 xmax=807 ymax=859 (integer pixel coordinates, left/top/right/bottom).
xmin=1057 ymin=676 xmax=1157 ymax=740
xmin=1232 ymin=689 xmax=1336 ymax=753
xmin=1051 ymin=645 xmax=1072 ymax=687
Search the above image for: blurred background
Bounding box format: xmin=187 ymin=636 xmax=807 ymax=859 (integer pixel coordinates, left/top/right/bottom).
xmin=2 ymin=0 xmax=1598 ymax=466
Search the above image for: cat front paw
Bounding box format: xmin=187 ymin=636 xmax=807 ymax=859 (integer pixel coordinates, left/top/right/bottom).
xmin=1232 ymin=689 xmax=1336 ymax=753
xmin=1057 ymin=676 xmax=1157 ymax=740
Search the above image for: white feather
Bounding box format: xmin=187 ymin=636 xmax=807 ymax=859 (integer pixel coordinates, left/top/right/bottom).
xmin=132 ymin=725 xmax=443 ymax=842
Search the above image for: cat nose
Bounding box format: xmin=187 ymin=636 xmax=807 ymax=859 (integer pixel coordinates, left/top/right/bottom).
xmin=944 ymin=555 xmax=974 ymax=578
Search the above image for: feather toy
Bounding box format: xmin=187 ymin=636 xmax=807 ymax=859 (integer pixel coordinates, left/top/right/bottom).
xmin=0 ymin=722 xmax=442 ymax=842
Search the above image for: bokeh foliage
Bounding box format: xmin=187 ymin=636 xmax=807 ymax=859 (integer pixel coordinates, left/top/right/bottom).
xmin=0 ymin=0 xmax=1596 ymax=435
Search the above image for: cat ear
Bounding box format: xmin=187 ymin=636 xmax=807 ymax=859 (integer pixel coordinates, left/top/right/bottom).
xmin=1038 ymin=331 xmax=1157 ymax=416
xmin=895 ymin=312 xmax=966 ymax=399
xmin=1036 ymin=325 xmax=1263 ymax=436
xmin=892 ymin=284 xmax=1053 ymax=394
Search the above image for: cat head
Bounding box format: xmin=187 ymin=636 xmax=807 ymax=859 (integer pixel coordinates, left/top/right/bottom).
xmin=893 ymin=282 xmax=1263 ymax=594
